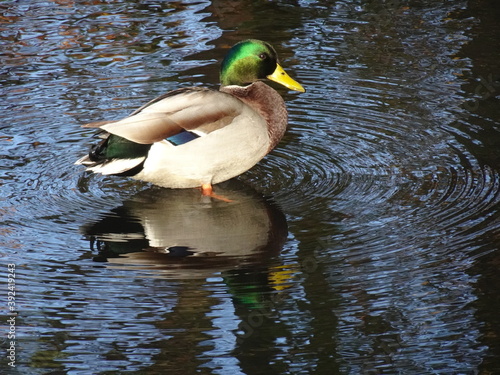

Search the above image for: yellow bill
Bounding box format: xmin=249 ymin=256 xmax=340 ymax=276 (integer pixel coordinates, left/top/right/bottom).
xmin=267 ymin=64 xmax=305 ymax=93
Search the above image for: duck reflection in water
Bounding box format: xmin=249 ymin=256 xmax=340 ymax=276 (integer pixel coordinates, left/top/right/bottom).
xmin=81 ymin=181 xmax=294 ymax=370
xmin=81 ymin=180 xmax=288 ymax=281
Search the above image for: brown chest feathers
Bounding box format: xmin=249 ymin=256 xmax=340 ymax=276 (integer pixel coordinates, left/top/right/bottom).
xmin=220 ymin=82 xmax=288 ymax=152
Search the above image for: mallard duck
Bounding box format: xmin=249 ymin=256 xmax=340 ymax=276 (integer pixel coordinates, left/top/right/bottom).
xmin=76 ymin=39 xmax=305 ymax=196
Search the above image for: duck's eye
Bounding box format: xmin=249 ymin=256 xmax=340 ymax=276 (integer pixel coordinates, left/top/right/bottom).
xmin=259 ymin=53 xmax=267 ymax=60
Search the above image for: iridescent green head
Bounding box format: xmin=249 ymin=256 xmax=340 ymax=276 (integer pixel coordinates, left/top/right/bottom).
xmin=220 ymin=39 xmax=305 ymax=92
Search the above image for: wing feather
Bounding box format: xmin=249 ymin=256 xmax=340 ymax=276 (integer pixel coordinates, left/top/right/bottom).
xmin=98 ymin=88 xmax=245 ymax=144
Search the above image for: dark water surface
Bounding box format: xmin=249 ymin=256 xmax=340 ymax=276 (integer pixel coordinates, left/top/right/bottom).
xmin=1 ymin=0 xmax=500 ymax=374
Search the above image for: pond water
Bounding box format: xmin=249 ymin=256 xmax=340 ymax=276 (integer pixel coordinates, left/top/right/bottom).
xmin=1 ymin=0 xmax=500 ymax=374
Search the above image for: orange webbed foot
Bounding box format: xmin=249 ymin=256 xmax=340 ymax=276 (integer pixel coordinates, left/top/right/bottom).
xmin=200 ymin=184 xmax=234 ymax=203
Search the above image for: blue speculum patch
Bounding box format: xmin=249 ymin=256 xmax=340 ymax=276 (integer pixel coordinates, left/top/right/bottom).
xmin=166 ymin=130 xmax=200 ymax=146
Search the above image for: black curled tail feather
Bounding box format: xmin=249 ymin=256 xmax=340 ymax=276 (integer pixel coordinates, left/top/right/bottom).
xmin=89 ymin=137 xmax=110 ymax=162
